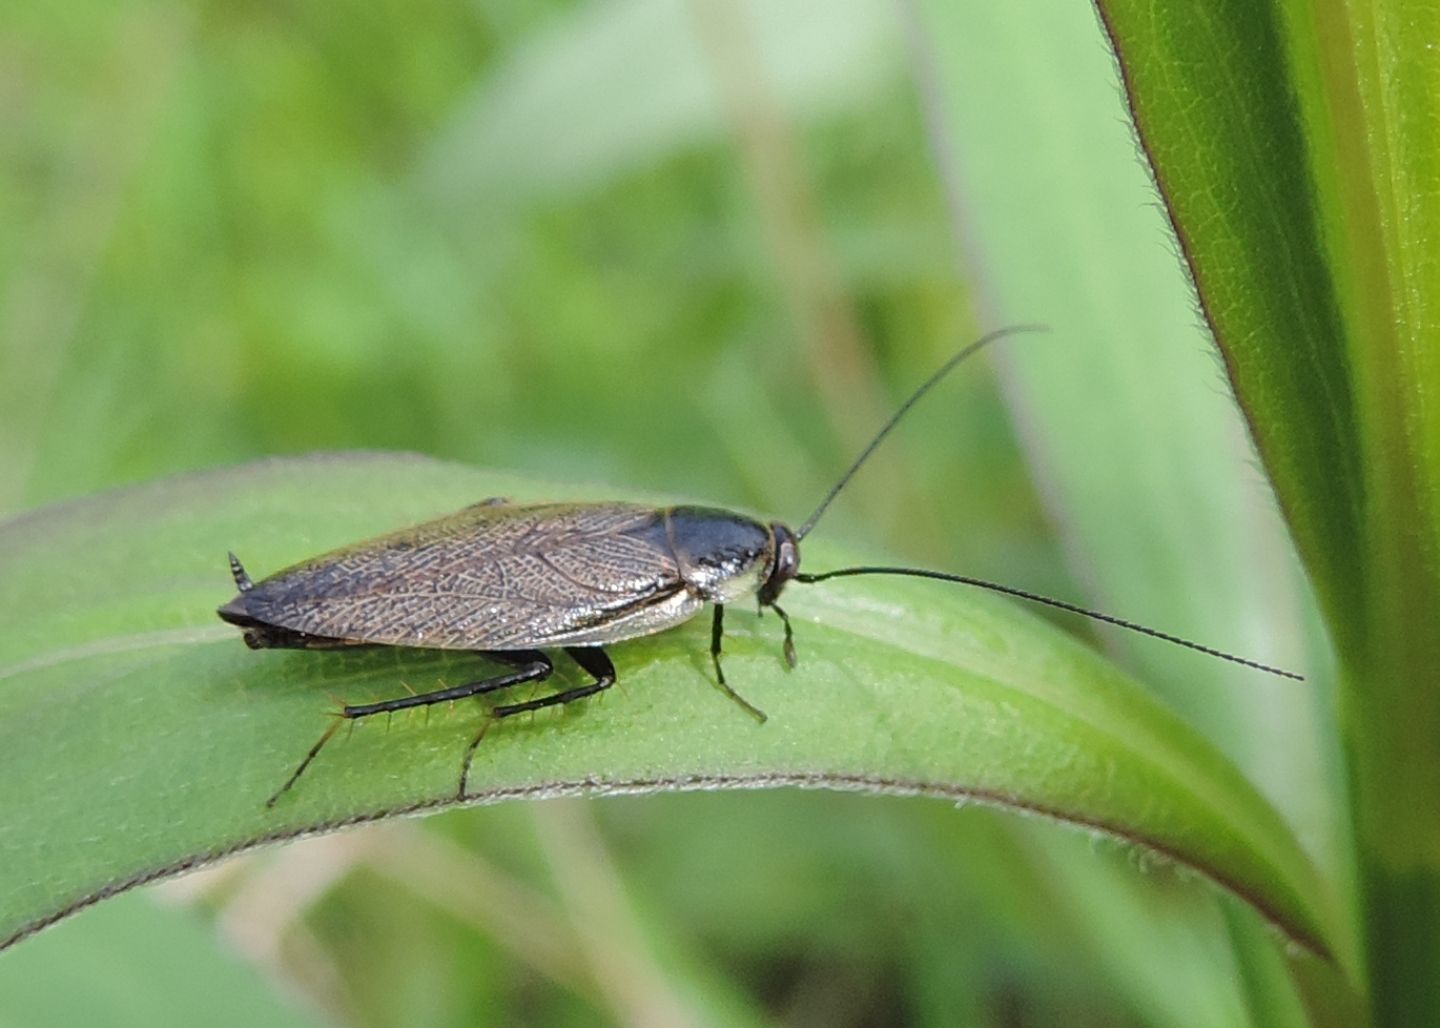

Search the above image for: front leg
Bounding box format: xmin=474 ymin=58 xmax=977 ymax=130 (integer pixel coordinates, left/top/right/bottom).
xmin=708 ymin=604 xmax=767 ymax=724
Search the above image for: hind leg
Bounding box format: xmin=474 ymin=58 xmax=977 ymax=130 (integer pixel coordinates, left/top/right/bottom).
xmin=266 ymin=650 xmax=554 ymax=807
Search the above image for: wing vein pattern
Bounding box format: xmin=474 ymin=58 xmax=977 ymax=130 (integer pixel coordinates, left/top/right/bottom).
xmin=238 ymin=503 xmax=703 ymax=649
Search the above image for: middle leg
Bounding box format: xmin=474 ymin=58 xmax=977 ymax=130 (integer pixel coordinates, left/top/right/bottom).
xmin=709 ymin=604 xmax=768 ymax=724
xmin=458 ymin=646 xmax=618 ymax=797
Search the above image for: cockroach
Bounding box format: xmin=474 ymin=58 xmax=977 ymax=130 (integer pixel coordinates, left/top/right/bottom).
xmin=219 ymin=326 xmax=1300 ymax=805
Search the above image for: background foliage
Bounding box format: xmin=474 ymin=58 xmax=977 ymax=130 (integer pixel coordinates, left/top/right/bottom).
xmin=0 ymin=0 xmax=1360 ymax=1023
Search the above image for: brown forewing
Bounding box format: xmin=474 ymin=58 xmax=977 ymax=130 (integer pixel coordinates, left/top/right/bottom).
xmin=238 ymin=502 xmax=699 ymax=649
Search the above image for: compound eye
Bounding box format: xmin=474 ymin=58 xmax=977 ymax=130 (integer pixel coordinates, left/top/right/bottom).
xmin=771 ymin=523 xmax=800 ymax=582
xmin=779 ymin=539 xmax=798 ymax=578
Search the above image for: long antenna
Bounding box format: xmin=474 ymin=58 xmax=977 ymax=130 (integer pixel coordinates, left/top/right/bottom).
xmin=797 ymin=566 xmax=1303 ymax=680
xmin=796 ymin=324 xmax=1048 ymax=539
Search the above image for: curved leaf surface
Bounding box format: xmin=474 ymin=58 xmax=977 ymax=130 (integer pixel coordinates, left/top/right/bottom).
xmin=0 ymin=454 xmax=1336 ymax=958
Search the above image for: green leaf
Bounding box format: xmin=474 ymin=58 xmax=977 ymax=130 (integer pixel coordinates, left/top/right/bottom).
xmin=1093 ymin=0 xmax=1440 ymax=1014
xmin=0 ymin=454 xmax=1337 ymax=961
xmin=1087 ymin=0 xmax=1365 ymax=634
xmin=0 ymin=893 xmax=322 ymax=1028
xmin=911 ymin=0 xmax=1334 ymax=855
xmin=909 ymin=3 xmax=1344 ymax=1011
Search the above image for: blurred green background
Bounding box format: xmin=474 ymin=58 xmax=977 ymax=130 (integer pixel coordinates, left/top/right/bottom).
xmin=0 ymin=0 xmax=1335 ymax=1024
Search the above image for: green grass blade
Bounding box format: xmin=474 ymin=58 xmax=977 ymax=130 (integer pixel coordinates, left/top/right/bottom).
xmin=1088 ymin=0 xmax=1363 ymax=632
xmin=0 ymin=454 xmax=1336 ymax=963
xmin=909 ymin=0 xmax=1341 ymax=1012
xmin=1094 ymin=0 xmax=1440 ymax=1015
xmin=909 ymin=0 xmax=1333 ymax=854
